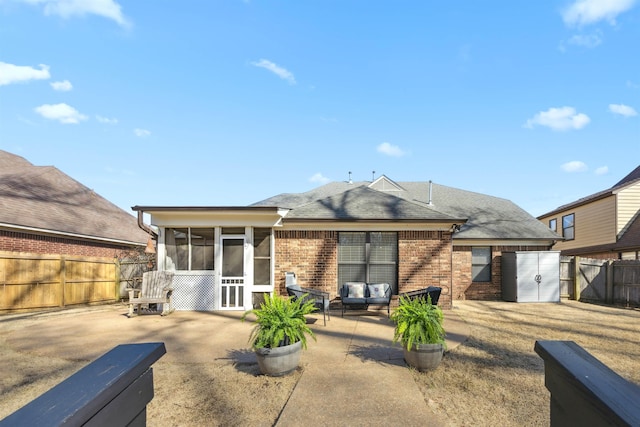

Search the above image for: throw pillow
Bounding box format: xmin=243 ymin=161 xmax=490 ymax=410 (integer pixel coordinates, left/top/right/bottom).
xmin=368 ymin=284 xmax=387 ymax=298
xmin=347 ymin=283 xmax=365 ymax=298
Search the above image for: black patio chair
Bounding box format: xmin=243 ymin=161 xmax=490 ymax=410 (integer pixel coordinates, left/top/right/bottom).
xmin=286 ymin=285 xmax=330 ymax=325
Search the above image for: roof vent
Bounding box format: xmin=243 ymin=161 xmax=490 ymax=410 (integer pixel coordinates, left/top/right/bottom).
xmin=348 ymin=171 xmax=352 ymax=184
xmin=428 ymin=180 xmax=433 ymax=206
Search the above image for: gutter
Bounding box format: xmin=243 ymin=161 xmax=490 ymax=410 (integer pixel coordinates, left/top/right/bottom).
xmin=136 ymin=210 xmax=158 ymax=238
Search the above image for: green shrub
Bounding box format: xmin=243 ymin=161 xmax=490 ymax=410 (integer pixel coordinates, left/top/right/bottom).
xmin=391 ymin=295 xmax=446 ymax=351
xmin=241 ymin=293 xmax=317 ymax=349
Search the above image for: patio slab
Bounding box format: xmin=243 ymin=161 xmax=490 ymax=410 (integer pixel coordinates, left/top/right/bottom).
xmin=1 ymin=303 xmax=470 ymax=426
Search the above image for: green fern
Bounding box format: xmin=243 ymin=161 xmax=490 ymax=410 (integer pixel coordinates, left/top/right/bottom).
xmin=390 ymin=295 xmax=446 ymax=351
xmin=241 ymin=293 xmax=317 ymax=349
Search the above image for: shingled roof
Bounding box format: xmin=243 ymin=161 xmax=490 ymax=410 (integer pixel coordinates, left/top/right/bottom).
xmin=539 ymin=164 xmax=640 ymax=217
xmin=253 ymin=176 xmax=558 ymax=241
xmin=0 ymin=150 xmax=148 ymax=245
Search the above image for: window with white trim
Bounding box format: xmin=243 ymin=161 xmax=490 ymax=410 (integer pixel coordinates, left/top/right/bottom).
xmin=471 ymin=246 xmax=491 ymax=282
xmin=338 ymin=232 xmax=397 ymax=293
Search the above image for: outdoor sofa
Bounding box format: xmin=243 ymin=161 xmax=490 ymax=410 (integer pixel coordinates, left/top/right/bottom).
xmin=339 ymin=282 xmax=393 ymax=317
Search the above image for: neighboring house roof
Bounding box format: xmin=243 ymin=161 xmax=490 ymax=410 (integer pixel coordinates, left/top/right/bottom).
xmin=539 ymin=164 xmax=640 ymax=218
xmin=253 ymin=176 xmax=558 ymax=241
xmin=0 ymin=150 xmax=148 ymax=246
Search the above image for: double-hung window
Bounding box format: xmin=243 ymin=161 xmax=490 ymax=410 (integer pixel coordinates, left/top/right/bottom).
xmin=471 ymin=246 xmax=491 ymax=282
xmin=562 ymin=213 xmax=575 ymax=240
xmin=338 ymin=232 xmax=397 ymax=293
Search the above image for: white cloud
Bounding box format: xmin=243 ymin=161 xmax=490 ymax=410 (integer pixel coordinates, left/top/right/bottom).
xmin=252 ymin=59 xmax=296 ymax=85
xmin=562 ymin=0 xmax=637 ymax=26
xmin=0 ymin=62 xmax=50 ymax=86
xmin=134 ymin=128 xmax=151 ymax=137
xmin=562 ymin=161 xmax=588 ymax=173
xmin=377 ymin=142 xmax=406 ymax=157
xmin=34 ymin=102 xmax=87 ymax=124
xmin=524 ymin=107 xmax=590 ymax=131
xmin=609 ymin=103 xmax=637 ymax=117
xmin=595 ymin=166 xmax=609 ymax=175
xmin=309 ymin=173 xmax=330 ymax=184
xmin=568 ymin=32 xmax=603 ymax=48
xmin=96 ymin=115 xmax=118 ymax=124
xmin=20 ymin=0 xmax=131 ymax=27
xmin=50 ymin=79 xmax=72 ymax=91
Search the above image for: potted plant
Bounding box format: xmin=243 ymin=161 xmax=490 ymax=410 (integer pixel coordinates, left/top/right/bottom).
xmin=390 ymin=294 xmax=447 ymax=371
xmin=241 ymin=292 xmax=317 ymax=376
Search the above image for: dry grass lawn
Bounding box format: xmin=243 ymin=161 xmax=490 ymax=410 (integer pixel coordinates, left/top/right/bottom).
xmin=419 ymin=300 xmax=640 ymax=426
xmin=1 ymin=300 xmax=638 ymax=426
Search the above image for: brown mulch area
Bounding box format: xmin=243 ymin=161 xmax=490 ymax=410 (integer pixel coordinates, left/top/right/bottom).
xmin=1 ymin=300 xmax=638 ymax=426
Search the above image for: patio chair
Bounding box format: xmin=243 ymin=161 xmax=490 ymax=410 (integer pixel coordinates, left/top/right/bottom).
xmin=400 ymin=286 xmax=441 ymax=305
xmin=286 ymin=284 xmax=330 ymax=325
xmin=127 ymin=271 xmax=175 ymax=317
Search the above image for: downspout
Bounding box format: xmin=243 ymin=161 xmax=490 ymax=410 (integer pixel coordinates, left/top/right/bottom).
xmin=450 ymin=230 xmax=454 ymax=309
xmin=137 ymin=210 xmax=158 ymax=238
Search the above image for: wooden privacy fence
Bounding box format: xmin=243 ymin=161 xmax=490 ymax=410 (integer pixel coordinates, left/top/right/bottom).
xmin=0 ymin=251 xmax=121 ymax=311
xmin=560 ymin=256 xmax=640 ymax=307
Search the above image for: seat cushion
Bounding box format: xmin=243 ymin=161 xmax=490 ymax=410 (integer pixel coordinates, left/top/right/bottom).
xmin=346 ymin=282 xmax=365 ymax=298
xmin=367 ymin=283 xmax=388 ymax=299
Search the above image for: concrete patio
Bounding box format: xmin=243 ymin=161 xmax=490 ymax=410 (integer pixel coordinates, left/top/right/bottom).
xmin=0 ymin=303 xmax=470 ymax=426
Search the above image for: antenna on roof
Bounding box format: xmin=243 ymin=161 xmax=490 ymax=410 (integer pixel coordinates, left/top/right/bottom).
xmin=372 ymin=170 xmax=376 ymax=181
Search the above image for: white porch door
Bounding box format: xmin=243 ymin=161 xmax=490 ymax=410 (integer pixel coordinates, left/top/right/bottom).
xmin=220 ymin=236 xmax=245 ymax=309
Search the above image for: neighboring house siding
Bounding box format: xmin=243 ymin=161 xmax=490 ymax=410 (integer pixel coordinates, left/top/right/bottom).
xmin=617 ymin=184 xmax=640 ymax=236
xmin=398 ymin=230 xmax=452 ymax=307
xmin=541 ymin=196 xmax=616 ymax=252
xmin=274 ymin=230 xmax=338 ymax=296
xmin=0 ymin=230 xmax=134 ymax=258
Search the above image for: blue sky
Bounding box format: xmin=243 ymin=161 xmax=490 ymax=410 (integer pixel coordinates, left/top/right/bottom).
xmin=1 ymin=0 xmax=638 ymax=218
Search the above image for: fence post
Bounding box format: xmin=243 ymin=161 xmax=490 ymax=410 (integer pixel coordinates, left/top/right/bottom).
xmin=573 ymin=256 xmax=581 ymax=301
xmin=60 ymin=256 xmax=66 ymax=307
xmin=114 ymin=257 xmax=121 ymax=301
xmin=605 ymin=260 xmax=614 ymax=304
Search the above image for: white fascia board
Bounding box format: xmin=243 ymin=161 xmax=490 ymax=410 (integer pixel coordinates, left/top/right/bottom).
xmin=150 ymin=210 xmax=285 ymax=228
xmin=452 ymin=238 xmax=556 ymax=247
xmin=280 ymin=221 xmax=454 ymax=232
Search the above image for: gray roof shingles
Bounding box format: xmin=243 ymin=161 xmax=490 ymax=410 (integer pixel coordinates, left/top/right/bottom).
xmin=254 ymin=178 xmax=558 ymax=241
xmin=0 ymin=150 xmax=148 ymax=245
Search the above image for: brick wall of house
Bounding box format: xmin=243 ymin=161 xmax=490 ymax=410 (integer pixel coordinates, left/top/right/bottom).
xmin=274 ymin=230 xmax=338 ymax=297
xmin=274 ymin=229 xmax=552 ymax=305
xmin=398 ymin=230 xmax=452 ymax=307
xmin=0 ymin=230 xmax=138 ymax=258
xmin=453 ymin=245 xmax=551 ymax=300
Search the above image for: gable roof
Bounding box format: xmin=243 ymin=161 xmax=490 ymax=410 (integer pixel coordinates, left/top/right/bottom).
xmin=0 ymin=150 xmax=148 ymax=245
xmin=539 ymin=165 xmax=640 ymax=218
xmin=254 ymin=176 xmax=558 ymax=241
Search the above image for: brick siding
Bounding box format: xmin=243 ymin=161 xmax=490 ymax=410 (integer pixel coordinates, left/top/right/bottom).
xmin=0 ymin=230 xmax=140 ymax=258
xmin=453 ymin=245 xmax=551 ymax=300
xmin=398 ymin=230 xmax=452 ymax=307
xmin=274 ymin=230 xmax=338 ymax=297
xmin=274 ymin=229 xmax=551 ymax=305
